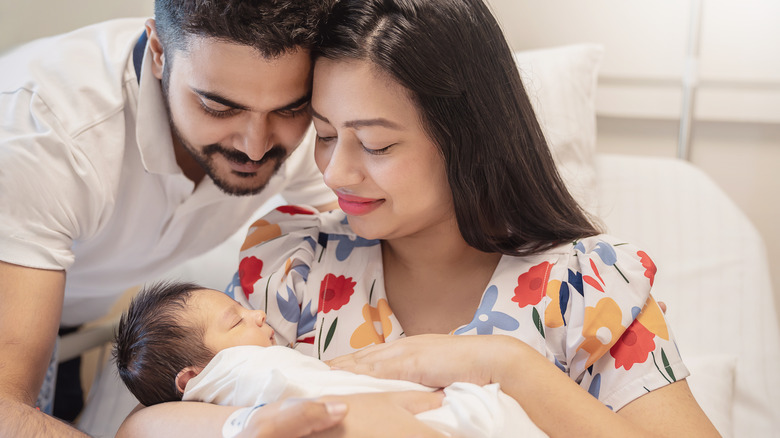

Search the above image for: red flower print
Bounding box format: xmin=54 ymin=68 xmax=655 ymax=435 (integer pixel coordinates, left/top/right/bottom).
xmin=583 ymin=259 xmax=605 ymax=292
xmin=276 ymin=205 xmax=316 ymax=215
xmin=239 ymin=256 xmax=263 ymax=300
xmin=637 ymin=251 xmax=657 ymax=286
xmin=512 ymin=262 xmax=552 ymax=307
xmin=610 ymin=320 xmax=656 ymax=370
xmin=319 ymin=274 xmax=356 ymax=313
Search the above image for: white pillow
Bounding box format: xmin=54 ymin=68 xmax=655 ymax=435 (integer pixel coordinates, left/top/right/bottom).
xmin=684 ymin=354 xmax=736 ymax=438
xmin=513 ymin=44 xmax=604 ymax=213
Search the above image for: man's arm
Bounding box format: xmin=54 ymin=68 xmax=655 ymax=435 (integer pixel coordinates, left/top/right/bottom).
xmin=0 ymin=261 xmax=88 ymax=437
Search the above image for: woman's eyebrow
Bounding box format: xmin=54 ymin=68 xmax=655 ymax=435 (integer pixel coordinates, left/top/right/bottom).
xmin=310 ymin=107 xmax=401 ymax=130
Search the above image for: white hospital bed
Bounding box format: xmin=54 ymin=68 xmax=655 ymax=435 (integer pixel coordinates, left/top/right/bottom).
xmin=65 ymin=45 xmax=780 ymax=438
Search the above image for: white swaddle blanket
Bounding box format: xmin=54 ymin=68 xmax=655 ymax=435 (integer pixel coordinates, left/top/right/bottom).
xmin=184 ymin=345 xmax=546 ymax=438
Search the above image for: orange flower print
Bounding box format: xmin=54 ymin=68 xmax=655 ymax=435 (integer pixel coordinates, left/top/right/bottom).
xmin=240 ymin=219 xmax=282 ymax=251
xmin=319 ymin=274 xmax=356 ymax=313
xmin=238 ymin=256 xmax=263 ymax=299
xmin=610 ymin=320 xmax=656 ymax=370
xmin=350 ymin=299 xmax=394 ymax=349
xmin=637 ymin=251 xmax=657 ymax=286
xmin=544 ymin=280 xmax=565 ymax=328
xmin=578 ymin=297 xmax=624 ymax=368
xmin=513 ymin=262 xmax=553 ymax=307
xmin=636 ymin=296 xmax=669 ymax=340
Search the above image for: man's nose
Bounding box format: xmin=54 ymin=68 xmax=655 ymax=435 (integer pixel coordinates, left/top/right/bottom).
xmin=237 ymin=117 xmax=271 ymax=161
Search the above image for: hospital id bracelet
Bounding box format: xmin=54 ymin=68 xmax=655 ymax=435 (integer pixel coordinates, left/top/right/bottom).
xmin=222 ymin=403 xmax=267 ymax=438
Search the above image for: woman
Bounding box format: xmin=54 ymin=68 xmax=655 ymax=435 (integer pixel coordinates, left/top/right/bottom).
xmin=231 ymin=0 xmax=719 ymax=436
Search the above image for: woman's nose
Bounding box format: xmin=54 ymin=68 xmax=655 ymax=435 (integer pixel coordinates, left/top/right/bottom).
xmin=321 ymin=140 xmax=362 ymax=189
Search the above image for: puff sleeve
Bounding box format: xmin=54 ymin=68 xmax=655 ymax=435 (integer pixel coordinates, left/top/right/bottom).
xmin=541 ymin=236 xmax=689 ymax=411
xmin=229 ymin=205 xmax=326 ymax=353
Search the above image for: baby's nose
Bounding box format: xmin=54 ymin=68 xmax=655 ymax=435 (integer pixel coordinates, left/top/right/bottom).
xmin=253 ymin=310 xmax=267 ymax=326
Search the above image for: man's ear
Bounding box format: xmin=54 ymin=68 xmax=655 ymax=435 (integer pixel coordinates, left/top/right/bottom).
xmin=175 ymin=366 xmax=202 ymax=395
xmin=144 ymin=18 xmax=166 ymax=80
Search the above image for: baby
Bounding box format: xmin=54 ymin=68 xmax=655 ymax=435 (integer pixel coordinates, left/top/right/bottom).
xmin=113 ymin=281 xmax=546 ymax=438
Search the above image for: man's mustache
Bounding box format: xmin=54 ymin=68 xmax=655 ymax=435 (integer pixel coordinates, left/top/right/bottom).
xmin=202 ymin=144 xmax=287 ymax=165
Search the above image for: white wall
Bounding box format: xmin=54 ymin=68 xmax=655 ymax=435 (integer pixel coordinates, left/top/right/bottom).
xmin=0 ymin=1 xmax=153 ymax=53
xmin=488 ymin=0 xmax=780 ymax=319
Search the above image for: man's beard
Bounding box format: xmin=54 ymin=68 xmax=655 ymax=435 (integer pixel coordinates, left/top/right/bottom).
xmin=160 ymin=66 xmax=287 ymax=196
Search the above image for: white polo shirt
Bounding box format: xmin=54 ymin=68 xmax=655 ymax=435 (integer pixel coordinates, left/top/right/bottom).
xmin=0 ymin=18 xmax=335 ymax=326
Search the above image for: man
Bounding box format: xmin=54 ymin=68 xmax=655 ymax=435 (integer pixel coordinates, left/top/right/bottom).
xmin=0 ymin=0 xmax=339 ymax=436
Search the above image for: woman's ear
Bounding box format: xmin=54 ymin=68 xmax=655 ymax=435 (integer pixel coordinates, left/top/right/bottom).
xmin=144 ymin=18 xmax=166 ymax=80
xmin=175 ymin=366 xmax=202 ymax=395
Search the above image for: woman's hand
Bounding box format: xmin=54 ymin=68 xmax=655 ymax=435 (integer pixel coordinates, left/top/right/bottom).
xmin=326 ymin=334 xmax=520 ymax=389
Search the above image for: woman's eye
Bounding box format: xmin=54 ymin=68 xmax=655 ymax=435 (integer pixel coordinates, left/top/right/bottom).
xmin=277 ymin=104 xmax=309 ymax=118
xmin=363 ymin=143 xmax=396 ymax=155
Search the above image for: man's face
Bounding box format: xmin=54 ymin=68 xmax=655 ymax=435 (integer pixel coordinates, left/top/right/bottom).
xmin=156 ymin=36 xmax=313 ymax=195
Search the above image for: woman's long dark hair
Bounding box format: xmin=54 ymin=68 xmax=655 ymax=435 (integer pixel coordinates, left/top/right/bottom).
xmin=316 ymin=0 xmax=600 ymax=256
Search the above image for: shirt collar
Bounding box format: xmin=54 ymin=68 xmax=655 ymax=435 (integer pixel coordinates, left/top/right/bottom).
xmin=134 ymin=35 xmax=182 ymax=176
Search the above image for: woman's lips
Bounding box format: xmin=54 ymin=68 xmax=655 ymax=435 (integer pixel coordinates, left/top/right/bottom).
xmin=337 ymin=193 xmax=385 ymax=216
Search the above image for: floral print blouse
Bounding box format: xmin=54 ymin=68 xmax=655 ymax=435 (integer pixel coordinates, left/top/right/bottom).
xmin=228 ymin=205 xmax=689 ymax=411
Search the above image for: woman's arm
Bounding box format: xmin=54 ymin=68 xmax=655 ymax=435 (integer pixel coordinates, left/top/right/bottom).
xmin=328 ymin=334 xmax=720 ymax=438
xmin=117 ymin=391 xmax=445 ymax=438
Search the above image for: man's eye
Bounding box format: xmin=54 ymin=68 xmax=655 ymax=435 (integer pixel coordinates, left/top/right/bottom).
xmin=277 ymin=104 xmax=309 ymax=118
xmin=200 ymin=101 xmax=238 ymax=119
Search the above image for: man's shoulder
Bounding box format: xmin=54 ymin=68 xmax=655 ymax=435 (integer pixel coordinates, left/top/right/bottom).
xmin=0 ymin=18 xmax=146 ymax=137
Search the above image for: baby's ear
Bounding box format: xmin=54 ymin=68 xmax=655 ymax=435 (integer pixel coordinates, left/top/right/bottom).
xmin=175 ymin=366 xmax=202 ymax=395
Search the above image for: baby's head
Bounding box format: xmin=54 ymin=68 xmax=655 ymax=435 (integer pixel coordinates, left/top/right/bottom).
xmin=113 ymin=281 xmax=276 ymax=406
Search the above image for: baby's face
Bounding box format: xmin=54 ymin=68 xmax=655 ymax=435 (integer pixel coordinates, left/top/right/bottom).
xmin=189 ymin=289 xmax=277 ymax=351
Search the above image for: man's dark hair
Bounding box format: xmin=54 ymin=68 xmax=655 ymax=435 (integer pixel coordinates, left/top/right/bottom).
xmin=154 ymin=0 xmax=331 ymax=58
xmin=315 ymin=0 xmax=601 ymax=256
xmin=113 ymin=281 xmax=214 ymax=406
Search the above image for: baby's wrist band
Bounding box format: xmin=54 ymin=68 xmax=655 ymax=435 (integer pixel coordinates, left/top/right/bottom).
xmin=222 ymin=403 xmax=266 ymax=438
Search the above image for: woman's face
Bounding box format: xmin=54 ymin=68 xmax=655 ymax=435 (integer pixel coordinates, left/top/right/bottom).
xmin=311 ymin=58 xmax=455 ymax=241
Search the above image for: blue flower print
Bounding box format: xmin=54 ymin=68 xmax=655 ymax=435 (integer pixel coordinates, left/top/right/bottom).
xmin=223 ymin=271 xmax=240 ymax=299
xmin=593 ymin=241 xmax=617 ymax=266
xmin=329 ymin=234 xmax=380 ymax=261
xmin=277 ymin=286 xmax=301 ymax=323
xmin=298 ymin=300 xmax=317 ymax=338
xmin=455 ymin=285 xmax=520 ymax=335
xmin=568 ymin=269 xmax=584 ymax=296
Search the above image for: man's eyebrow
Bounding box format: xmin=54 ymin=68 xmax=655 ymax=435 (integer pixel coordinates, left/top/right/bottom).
xmin=193 ymin=88 xmax=250 ymax=111
xmin=310 ymin=107 xmax=401 ymax=130
xmin=276 ymin=93 xmax=312 ymax=112
xmin=193 ymin=90 xmax=311 ymax=113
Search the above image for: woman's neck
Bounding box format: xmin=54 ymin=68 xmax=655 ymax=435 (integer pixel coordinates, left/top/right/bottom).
xmin=381 ymin=223 xmax=503 ymax=335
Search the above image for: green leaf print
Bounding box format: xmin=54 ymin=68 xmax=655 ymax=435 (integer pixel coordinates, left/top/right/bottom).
xmin=324 ymin=317 xmax=339 ymax=352
xmin=532 ymin=307 xmax=545 ymax=338
xmin=661 ymin=349 xmax=676 ymax=382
